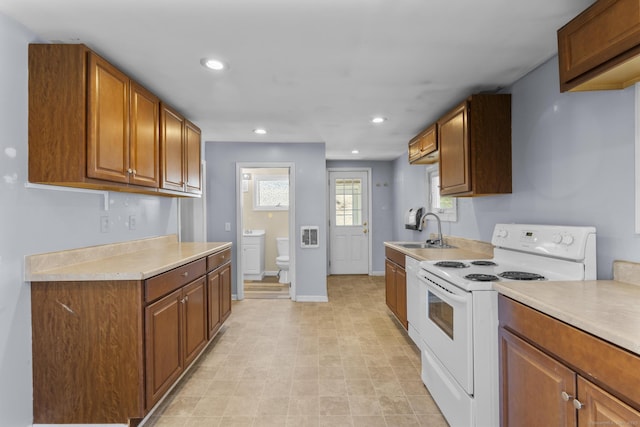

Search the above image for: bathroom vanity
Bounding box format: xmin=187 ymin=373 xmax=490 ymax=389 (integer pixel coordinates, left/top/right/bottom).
xmin=242 ymin=229 xmax=265 ymax=281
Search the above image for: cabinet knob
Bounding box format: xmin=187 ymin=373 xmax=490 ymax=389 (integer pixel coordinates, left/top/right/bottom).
xmin=181 ymin=272 xmax=189 ymax=277
xmin=573 ymin=399 xmax=583 ymax=410
xmin=561 ymin=391 xmax=572 ymax=401
xmin=127 ymin=168 xmax=133 ymax=174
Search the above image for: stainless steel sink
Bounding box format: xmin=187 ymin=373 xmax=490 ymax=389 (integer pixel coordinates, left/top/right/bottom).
xmin=397 ymin=242 xmax=456 ymax=249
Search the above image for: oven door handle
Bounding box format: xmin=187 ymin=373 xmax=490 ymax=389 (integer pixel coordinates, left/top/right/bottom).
xmin=421 ymin=276 xmax=468 ymax=305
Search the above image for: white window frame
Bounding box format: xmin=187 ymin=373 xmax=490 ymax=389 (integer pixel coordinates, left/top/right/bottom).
xmin=253 ymin=174 xmax=289 ymax=211
xmin=426 ymin=165 xmax=457 ymax=222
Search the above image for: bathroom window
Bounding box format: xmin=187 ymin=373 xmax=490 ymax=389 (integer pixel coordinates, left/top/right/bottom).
xmin=335 ymin=178 xmax=362 ymax=226
xmin=253 ymin=175 xmax=289 ymax=210
xmin=427 ymin=166 xmax=457 ymax=222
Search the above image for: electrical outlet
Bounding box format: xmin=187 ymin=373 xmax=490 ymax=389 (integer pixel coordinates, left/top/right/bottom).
xmin=100 ymin=216 xmax=109 ymax=233
xmin=129 ymin=215 xmax=136 ymax=230
xmin=225 ymin=222 xmax=231 ymax=231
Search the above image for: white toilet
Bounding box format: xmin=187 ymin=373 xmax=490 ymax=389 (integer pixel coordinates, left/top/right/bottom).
xmin=275 ymin=237 xmax=290 ymax=284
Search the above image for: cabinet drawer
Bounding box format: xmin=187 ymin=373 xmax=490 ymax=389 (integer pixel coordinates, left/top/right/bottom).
xmin=207 ymin=248 xmax=231 ymax=272
xmin=145 ymin=258 xmax=206 ymax=303
xmin=385 ymin=247 xmax=405 ymax=268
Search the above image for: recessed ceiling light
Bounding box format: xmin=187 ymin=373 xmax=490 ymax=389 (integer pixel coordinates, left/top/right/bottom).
xmin=352 ymin=149 xmax=359 ymax=154
xmin=371 ymin=116 xmax=387 ymax=124
xmin=200 ymin=58 xmax=226 ymax=71
xmin=253 ymin=128 xmax=267 ymax=135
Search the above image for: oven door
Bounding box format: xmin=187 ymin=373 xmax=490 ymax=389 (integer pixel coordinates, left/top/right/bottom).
xmin=419 ymin=269 xmax=474 ymax=394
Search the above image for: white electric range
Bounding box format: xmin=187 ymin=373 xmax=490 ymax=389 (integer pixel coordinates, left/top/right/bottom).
xmin=417 ymin=224 xmax=597 ymax=427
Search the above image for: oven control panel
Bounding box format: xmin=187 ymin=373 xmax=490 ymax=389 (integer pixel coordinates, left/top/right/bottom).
xmin=491 ymin=224 xmax=596 ymax=261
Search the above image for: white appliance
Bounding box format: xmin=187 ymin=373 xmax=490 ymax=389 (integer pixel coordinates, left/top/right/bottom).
xmin=417 ymin=224 xmax=597 ymax=427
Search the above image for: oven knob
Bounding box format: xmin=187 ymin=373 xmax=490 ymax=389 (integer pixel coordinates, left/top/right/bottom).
xmin=552 ymin=234 xmax=562 ymax=244
xmin=497 ymin=229 xmax=508 ymax=238
xmin=562 ymin=234 xmax=574 ymax=245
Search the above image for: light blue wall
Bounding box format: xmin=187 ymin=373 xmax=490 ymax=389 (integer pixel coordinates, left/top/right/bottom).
xmin=326 ymin=160 xmax=395 ymax=273
xmin=393 ymin=56 xmax=640 ymax=279
xmin=205 ymin=142 xmax=328 ymax=299
xmin=1 ymin=14 xmax=179 ymax=425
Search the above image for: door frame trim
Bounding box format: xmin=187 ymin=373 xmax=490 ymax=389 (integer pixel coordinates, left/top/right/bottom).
xmin=326 ymin=167 xmax=373 ymax=275
xmin=236 ymin=162 xmax=296 ymax=301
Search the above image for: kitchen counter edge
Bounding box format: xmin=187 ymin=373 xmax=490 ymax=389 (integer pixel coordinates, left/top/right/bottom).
xmin=494 ymin=280 xmax=640 ymax=356
xmin=26 ymin=236 xmax=232 ymax=282
xmin=385 ymin=236 xmax=493 ymax=261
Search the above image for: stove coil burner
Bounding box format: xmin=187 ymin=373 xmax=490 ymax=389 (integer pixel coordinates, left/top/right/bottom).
xmin=434 ymin=261 xmax=468 ymax=268
xmin=471 ymin=260 xmax=497 ymax=266
xmin=498 ymin=271 xmax=546 ymax=281
xmin=464 ymin=273 xmax=499 ymax=282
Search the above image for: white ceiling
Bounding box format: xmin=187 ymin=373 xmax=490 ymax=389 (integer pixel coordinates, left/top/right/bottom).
xmin=1 ymin=0 xmax=593 ymax=160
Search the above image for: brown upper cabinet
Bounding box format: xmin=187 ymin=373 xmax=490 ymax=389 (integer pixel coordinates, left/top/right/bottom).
xmin=28 ymin=43 xmax=200 ymax=197
xmin=160 ymin=104 xmax=202 ymax=195
xmin=558 ymin=0 xmax=640 ymax=92
xmin=408 ymin=124 xmax=438 ymax=164
xmin=439 ymin=94 xmax=511 ymax=197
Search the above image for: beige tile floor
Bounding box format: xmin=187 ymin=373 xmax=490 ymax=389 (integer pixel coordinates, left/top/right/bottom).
xmin=145 ymin=275 xmax=449 ymax=427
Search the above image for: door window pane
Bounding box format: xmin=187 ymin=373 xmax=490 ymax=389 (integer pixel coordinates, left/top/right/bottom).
xmin=335 ymin=179 xmax=362 ymax=226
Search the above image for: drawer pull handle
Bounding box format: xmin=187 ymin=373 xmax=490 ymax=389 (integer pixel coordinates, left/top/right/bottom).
xmin=181 ymin=272 xmax=189 ymax=277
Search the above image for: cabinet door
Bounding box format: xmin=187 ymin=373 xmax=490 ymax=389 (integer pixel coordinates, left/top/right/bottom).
xmin=408 ymin=124 xmax=437 ymax=164
xmin=577 ymin=376 xmax=640 ymax=427
xmin=184 ymin=120 xmax=202 ymax=194
xmin=207 ymin=269 xmax=222 ymax=339
xmin=129 ymin=82 xmax=160 ymax=187
xmin=243 ymin=244 xmax=260 ymax=274
xmin=160 ymin=104 xmax=184 ymax=191
xmin=558 ymin=0 xmax=640 ymax=91
xmin=183 ymin=277 xmax=208 ymax=367
xmin=385 ymin=259 xmax=397 ymax=313
xmin=220 ymin=263 xmax=232 ymax=323
xmin=145 ymin=288 xmax=183 ymax=409
xmin=396 ymin=266 xmax=408 ymax=329
xmin=439 ymin=102 xmax=470 ymax=195
xmin=500 ymin=328 xmax=576 ymax=427
xmin=87 ymin=53 xmax=130 ymax=183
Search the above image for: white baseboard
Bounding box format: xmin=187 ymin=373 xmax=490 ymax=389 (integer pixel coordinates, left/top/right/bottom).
xmin=294 ymin=295 xmax=329 ymax=303
xmin=370 ymin=270 xmax=385 ymax=276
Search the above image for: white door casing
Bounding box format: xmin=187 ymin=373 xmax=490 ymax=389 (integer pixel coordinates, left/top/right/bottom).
xmin=236 ymin=162 xmax=296 ymax=300
xmin=328 ymin=170 xmax=370 ymax=274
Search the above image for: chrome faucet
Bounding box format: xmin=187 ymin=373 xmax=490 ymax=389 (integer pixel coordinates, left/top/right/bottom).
xmin=422 ymin=212 xmax=444 ymax=247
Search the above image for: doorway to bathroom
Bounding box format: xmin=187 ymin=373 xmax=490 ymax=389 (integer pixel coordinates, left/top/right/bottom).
xmin=236 ymin=163 xmax=295 ymax=300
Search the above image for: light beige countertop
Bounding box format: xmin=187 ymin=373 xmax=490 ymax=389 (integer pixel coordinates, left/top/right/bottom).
xmin=385 ymin=235 xmax=493 ymax=261
xmin=494 ymin=279 xmax=640 ymax=356
xmin=26 ymin=235 xmax=232 ymax=282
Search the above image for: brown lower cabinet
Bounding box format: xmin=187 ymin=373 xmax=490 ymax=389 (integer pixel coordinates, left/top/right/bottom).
xmin=207 ymin=253 xmax=232 ymax=339
xmin=499 ymin=295 xmax=640 ymax=427
xmin=145 ymin=276 xmax=208 ymax=409
xmin=31 ymin=247 xmax=232 ymax=425
xmin=385 ymin=247 xmax=407 ymax=329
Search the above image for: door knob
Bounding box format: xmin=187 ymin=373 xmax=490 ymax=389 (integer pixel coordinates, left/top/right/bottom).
xmin=363 ymin=228 xmax=368 ymax=234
